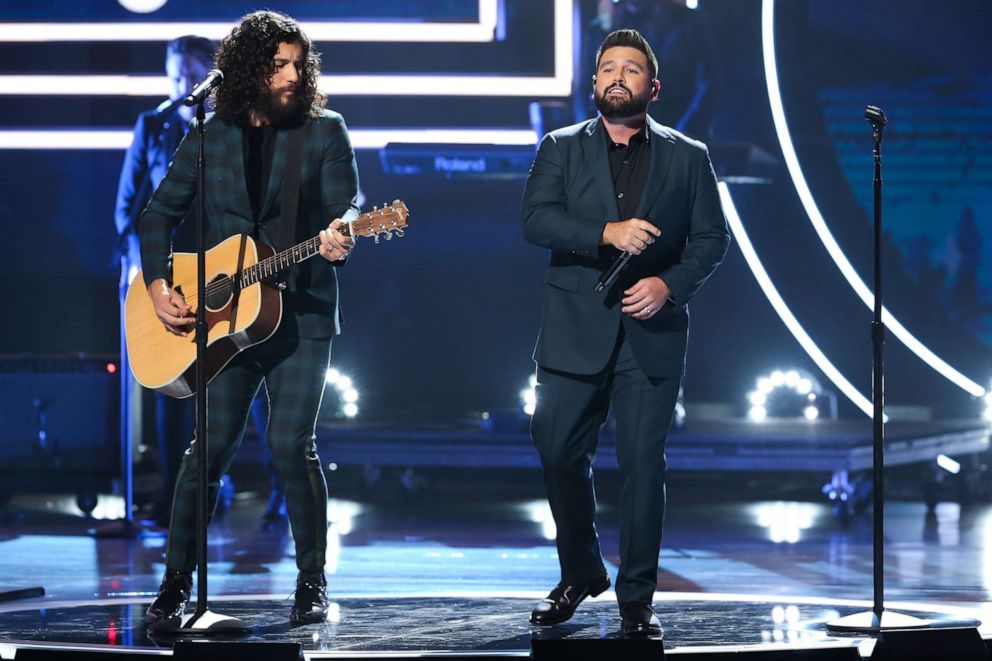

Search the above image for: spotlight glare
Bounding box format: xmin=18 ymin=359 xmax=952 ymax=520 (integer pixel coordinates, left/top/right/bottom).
xmin=984 ymin=408 xmax=992 ymax=423
xmin=785 ymin=370 xmax=800 ymax=387
xmin=336 ymin=376 xmax=353 ymax=392
xmin=749 ymin=406 xmax=767 ymax=422
xmin=771 ymin=370 xmax=785 ymax=386
xmin=343 ymin=402 xmax=358 ymax=418
xmin=936 ymin=454 xmax=961 ymax=475
xmin=796 ymin=378 xmax=812 ymax=395
xmin=749 ymin=391 xmax=767 ymax=407
xmin=524 ymin=402 xmax=536 ymax=416
xmin=325 ymin=368 xmax=340 ymax=385
xmin=529 ymin=374 xmax=538 ymax=388
xmin=521 ymin=389 xmax=537 ymax=406
xmin=757 ymin=377 xmax=773 ymax=394
xmin=342 ymin=388 xmax=359 ymax=403
xmin=803 ymin=405 xmax=819 ymax=421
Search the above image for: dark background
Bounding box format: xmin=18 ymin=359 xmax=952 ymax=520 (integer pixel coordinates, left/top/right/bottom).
xmin=1 ymin=0 xmax=989 ymax=421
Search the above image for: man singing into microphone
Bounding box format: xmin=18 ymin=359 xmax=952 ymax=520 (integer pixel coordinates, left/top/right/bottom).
xmin=141 ymin=10 xmax=358 ymax=625
xmin=522 ymin=29 xmax=729 ymax=636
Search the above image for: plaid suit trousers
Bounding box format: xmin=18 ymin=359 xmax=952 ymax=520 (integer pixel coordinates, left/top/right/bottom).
xmin=164 ymin=320 xmax=332 ymax=573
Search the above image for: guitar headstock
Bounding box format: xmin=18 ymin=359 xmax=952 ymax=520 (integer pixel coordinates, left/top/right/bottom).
xmin=345 ymin=200 xmax=410 ymax=244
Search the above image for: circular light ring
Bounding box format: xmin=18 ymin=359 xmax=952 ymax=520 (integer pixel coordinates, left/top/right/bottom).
xmin=761 ymin=0 xmax=985 ymax=398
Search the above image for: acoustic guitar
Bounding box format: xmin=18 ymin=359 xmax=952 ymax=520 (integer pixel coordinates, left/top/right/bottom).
xmin=125 ymin=201 xmax=409 ymax=398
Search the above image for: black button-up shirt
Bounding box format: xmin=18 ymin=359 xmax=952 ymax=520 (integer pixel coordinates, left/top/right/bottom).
xmin=606 ymin=122 xmax=650 ymax=221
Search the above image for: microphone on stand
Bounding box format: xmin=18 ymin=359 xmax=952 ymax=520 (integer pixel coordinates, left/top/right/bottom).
xmin=594 ymin=251 xmax=632 ymax=293
xmin=183 ymin=69 xmax=224 ymax=107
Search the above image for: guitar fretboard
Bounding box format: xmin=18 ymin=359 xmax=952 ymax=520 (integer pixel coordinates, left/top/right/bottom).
xmin=239 ymin=236 xmax=325 ymax=288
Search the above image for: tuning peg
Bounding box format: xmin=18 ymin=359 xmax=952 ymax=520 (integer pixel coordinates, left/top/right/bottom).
xmin=395 ymin=229 xmax=405 ymax=238
xmin=373 ymin=233 xmax=380 ymax=244
xmin=385 ymin=230 xmax=393 ymax=240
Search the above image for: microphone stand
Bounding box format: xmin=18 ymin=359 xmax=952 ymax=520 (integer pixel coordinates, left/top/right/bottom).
xmin=149 ymin=98 xmax=247 ymax=636
xmin=825 ymin=106 xmax=930 ymax=632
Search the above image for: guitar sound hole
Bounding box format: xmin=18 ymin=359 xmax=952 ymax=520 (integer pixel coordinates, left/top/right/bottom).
xmin=205 ymin=274 xmax=234 ymax=311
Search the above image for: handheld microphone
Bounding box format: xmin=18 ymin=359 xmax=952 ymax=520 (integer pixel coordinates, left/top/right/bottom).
xmin=183 ymin=69 xmax=224 ymax=107
xmin=594 ymin=251 xmax=632 ymax=293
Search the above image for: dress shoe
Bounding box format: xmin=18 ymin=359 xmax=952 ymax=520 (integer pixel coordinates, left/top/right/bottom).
xmin=620 ymin=602 xmax=663 ymax=637
xmin=290 ymin=570 xmax=329 ymax=624
xmin=530 ymin=574 xmax=611 ymax=625
xmin=146 ymin=569 xmax=192 ymax=623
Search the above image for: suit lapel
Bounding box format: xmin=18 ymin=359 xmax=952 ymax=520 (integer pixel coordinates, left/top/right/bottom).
xmin=635 ymin=117 xmax=677 ymax=218
xmin=581 ymin=118 xmax=621 ymax=220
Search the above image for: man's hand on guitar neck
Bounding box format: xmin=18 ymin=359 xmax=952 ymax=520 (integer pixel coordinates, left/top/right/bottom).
xmin=318 ymin=218 xmax=355 ymax=262
xmin=147 ymin=278 xmax=195 ymax=337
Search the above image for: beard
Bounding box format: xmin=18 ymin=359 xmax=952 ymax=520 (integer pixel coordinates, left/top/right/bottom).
xmin=256 ymin=85 xmax=304 ymax=125
xmin=594 ymin=84 xmax=653 ymax=120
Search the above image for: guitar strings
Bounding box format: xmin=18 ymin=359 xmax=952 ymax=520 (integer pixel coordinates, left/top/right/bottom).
xmin=137 ymin=210 xmax=402 ymax=315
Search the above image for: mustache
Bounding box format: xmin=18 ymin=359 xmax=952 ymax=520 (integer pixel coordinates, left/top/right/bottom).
xmin=606 ymin=84 xmax=631 ymax=94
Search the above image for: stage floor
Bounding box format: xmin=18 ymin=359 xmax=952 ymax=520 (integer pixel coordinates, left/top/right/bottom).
xmin=2 ymin=471 xmax=992 ymax=657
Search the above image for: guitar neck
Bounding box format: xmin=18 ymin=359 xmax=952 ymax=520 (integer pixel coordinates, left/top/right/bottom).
xmin=237 ymin=203 xmax=407 ymax=289
xmin=240 ymin=235 xmax=324 ymax=288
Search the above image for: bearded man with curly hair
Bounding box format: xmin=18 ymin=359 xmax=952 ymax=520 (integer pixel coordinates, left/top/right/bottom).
xmin=140 ymin=10 xmax=358 ymax=625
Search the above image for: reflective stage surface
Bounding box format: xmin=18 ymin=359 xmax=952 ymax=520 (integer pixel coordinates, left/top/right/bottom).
xmin=2 ymin=467 xmax=992 ymax=657
xmin=0 ymin=594 xmax=985 ymax=657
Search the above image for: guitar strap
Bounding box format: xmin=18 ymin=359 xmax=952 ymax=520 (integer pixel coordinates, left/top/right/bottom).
xmin=278 ymin=124 xmax=305 ymax=251
xmin=277 ymin=123 xmax=306 ymax=288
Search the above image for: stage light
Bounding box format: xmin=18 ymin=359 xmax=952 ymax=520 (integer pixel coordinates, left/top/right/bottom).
xmin=323 ymin=368 xmax=359 ymax=418
xmin=762 ymin=0 xmax=985 ymax=399
xmin=747 ymin=368 xmax=833 ymax=422
xmin=937 ymin=454 xmax=961 ymax=475
xmin=0 ymin=128 xmax=539 ymax=151
xmin=686 ymin=0 xmax=699 ymax=8
xmin=0 ymin=0 xmax=500 ymax=42
xmin=674 ymin=399 xmax=686 ymax=427
xmin=0 ymin=0 xmax=575 ymax=98
xmin=521 ymin=377 xmax=538 ymax=416
xmin=105 ymin=362 xmax=117 ymax=374
xmin=721 ymin=183 xmax=875 ymax=418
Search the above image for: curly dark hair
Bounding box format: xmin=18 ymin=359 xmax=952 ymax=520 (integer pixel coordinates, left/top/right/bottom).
xmin=213 ymin=10 xmax=326 ymax=126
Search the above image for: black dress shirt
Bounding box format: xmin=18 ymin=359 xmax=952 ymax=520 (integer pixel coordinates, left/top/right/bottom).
xmin=606 ymin=122 xmax=650 ymax=221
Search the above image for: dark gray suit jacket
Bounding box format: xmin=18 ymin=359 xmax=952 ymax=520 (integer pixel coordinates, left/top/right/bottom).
xmin=522 ymin=116 xmax=730 ymax=377
xmin=140 ymin=109 xmax=360 ymax=339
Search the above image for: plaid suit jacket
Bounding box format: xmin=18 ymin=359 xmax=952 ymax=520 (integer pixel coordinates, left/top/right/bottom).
xmin=139 ymin=109 xmax=360 ymax=338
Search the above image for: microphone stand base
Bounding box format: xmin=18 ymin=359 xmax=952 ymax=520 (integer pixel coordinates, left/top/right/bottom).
xmin=826 ymin=609 xmax=935 ymax=632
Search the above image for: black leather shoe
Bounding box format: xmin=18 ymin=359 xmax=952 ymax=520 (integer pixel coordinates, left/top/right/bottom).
xmin=290 ymin=570 xmax=329 ymax=624
xmin=530 ymin=574 xmax=611 ymax=625
xmin=146 ymin=569 xmax=192 ymax=623
xmin=620 ymin=602 xmax=663 ymax=637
